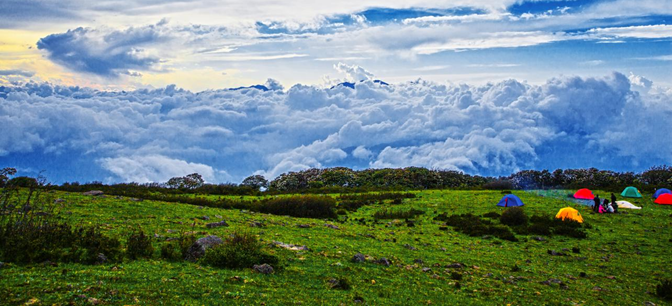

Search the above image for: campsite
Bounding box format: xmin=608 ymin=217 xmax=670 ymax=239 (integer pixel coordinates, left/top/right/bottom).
xmin=1 ymin=171 xmax=671 ymax=306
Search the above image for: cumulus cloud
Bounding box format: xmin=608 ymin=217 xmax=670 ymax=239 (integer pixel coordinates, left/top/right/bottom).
xmin=334 ymin=62 xmax=375 ymax=81
xmin=1 ymin=69 xmax=671 ymax=183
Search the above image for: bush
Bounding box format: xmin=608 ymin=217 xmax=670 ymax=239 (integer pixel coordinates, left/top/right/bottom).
xmin=516 ymin=214 xmax=587 ymax=238
xmin=200 ymin=231 xmax=278 ymax=269
xmin=656 ymin=279 xmax=672 ymax=301
xmin=482 ymin=180 xmax=514 ymax=190
xmin=482 ymin=212 xmax=501 ymax=219
xmin=500 ymin=207 xmax=528 ymax=226
xmin=126 ymin=229 xmax=154 ymax=260
xmin=436 ymin=213 xmax=518 ymax=242
xmin=258 ymin=196 xmax=337 ymax=219
xmin=160 ymin=242 xmax=182 ymax=261
xmin=373 ymin=208 xmax=424 ymax=220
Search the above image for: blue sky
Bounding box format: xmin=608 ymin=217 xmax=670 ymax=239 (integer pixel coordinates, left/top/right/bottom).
xmin=0 ymin=0 xmax=671 ymax=184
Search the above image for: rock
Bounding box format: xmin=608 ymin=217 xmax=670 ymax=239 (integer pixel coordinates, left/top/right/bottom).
xmin=606 ymin=276 xmax=615 ymax=279
xmin=483 ymin=273 xmax=493 ymax=278
xmin=404 ymin=244 xmax=417 ymax=250
xmin=352 ymin=253 xmax=366 ymax=263
xmin=579 ymin=272 xmax=587 ymax=277
xmin=83 ymin=190 xmax=104 ymax=196
xmin=446 ymin=263 xmax=464 ymax=269
xmin=547 ymin=250 xmax=566 ymax=256
xmin=54 ymin=198 xmax=65 ymax=203
xmin=215 ymin=215 xmax=222 ymax=219
xmin=297 ymin=224 xmax=311 ymax=228
xmin=87 ymin=297 xmax=100 ymax=305
xmin=644 ymin=302 xmax=656 ymax=306
xmin=95 ymin=253 xmax=107 ymax=265
xmin=422 ymin=267 xmax=432 ymax=272
xmin=272 ymin=241 xmax=309 ymax=251
xmin=541 ymin=278 xmax=563 ymax=285
xmin=414 ymin=259 xmax=424 ymax=264
xmin=250 ymin=221 xmax=264 ymax=227
xmin=482 ymin=235 xmax=492 ymax=239
xmin=532 ymin=236 xmax=546 ymax=242
xmin=201 ymin=216 xmax=210 ymax=220
xmin=375 ymin=257 xmax=391 ymax=266
xmin=185 ymin=235 xmax=223 ymax=261
xmin=253 ymin=264 xmax=274 ymax=274
xmin=206 ymin=220 xmax=229 ymax=228
xmin=324 ymin=223 xmax=340 ymax=230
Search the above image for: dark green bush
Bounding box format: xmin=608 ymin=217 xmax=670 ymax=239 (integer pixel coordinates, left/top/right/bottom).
xmin=482 ymin=212 xmax=501 ymax=219
xmin=126 ymin=229 xmax=154 ymax=260
xmin=258 ymin=196 xmax=337 ymax=219
xmin=373 ymin=208 xmax=424 ymax=220
xmin=200 ymin=231 xmax=278 ymax=269
xmin=160 ymin=242 xmax=182 ymax=261
xmin=656 ymin=279 xmax=672 ymax=301
xmin=436 ymin=213 xmax=518 ymax=242
xmin=515 ymin=214 xmax=587 ymax=238
xmin=500 ymin=207 xmax=528 ymax=226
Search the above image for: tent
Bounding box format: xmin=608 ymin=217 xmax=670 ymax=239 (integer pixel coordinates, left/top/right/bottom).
xmin=497 ymin=194 xmax=524 ymax=207
xmin=555 ymin=207 xmax=584 ymax=223
xmin=573 ymin=188 xmax=594 ymax=200
xmin=616 ymin=201 xmax=642 ymax=210
xmin=654 ymin=193 xmax=672 ymax=205
xmin=621 ymin=186 xmax=642 ymax=198
xmin=653 ymin=188 xmax=672 ymax=199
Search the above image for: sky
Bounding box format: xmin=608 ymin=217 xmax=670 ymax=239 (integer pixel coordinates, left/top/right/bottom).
xmin=0 ymin=0 xmax=671 ymax=184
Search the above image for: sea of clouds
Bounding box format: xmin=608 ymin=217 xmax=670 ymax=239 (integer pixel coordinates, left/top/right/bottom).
xmin=1 ymin=66 xmax=671 ymax=184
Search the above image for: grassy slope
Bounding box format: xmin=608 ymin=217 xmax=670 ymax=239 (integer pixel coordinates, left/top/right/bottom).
xmin=0 ymin=189 xmax=670 ymax=305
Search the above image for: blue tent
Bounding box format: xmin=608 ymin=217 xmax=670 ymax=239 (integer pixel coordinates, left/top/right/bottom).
xmin=653 ymin=188 xmax=672 ymax=199
xmin=497 ymin=194 xmax=524 ymax=207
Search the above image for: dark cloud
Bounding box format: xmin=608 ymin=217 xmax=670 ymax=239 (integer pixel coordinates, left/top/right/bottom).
xmin=0 ymin=69 xmax=35 ymax=77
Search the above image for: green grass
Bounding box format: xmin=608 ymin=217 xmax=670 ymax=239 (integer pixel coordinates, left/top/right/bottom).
xmin=1 ymin=189 xmax=670 ymax=305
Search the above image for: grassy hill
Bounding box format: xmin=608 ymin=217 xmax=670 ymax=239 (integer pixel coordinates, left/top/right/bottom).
xmin=1 ymin=189 xmax=670 ymax=305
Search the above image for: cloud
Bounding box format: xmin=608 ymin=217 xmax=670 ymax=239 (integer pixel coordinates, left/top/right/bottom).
xmin=585 ymin=24 xmax=672 ymax=39
xmin=1 ymin=69 xmax=671 ymax=184
xmin=0 ymin=69 xmax=35 ymax=77
xmin=99 ymin=155 xmax=216 ymax=183
xmin=334 ymin=62 xmax=375 ymax=81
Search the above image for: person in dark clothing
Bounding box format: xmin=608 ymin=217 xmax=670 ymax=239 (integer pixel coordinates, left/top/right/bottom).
xmin=611 ymin=193 xmax=618 ymax=213
xmin=603 ymin=199 xmax=613 ymax=213
xmin=593 ymin=195 xmax=601 ymax=212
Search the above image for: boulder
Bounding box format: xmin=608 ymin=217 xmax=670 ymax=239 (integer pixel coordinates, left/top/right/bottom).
xmin=324 ymin=223 xmax=340 ymax=230
xmin=95 ymin=253 xmax=107 ymax=265
xmin=83 ymin=190 xmax=104 ymax=196
xmin=375 ymin=257 xmax=391 ymax=266
xmin=185 ymin=235 xmax=223 ymax=261
xmin=352 ymin=253 xmax=366 ymax=263
xmin=206 ymin=220 xmax=229 ymax=228
xmin=253 ymin=264 xmax=274 ymax=274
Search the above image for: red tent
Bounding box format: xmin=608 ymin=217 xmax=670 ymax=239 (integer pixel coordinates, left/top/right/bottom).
xmin=574 ymin=188 xmax=594 ymax=200
xmin=654 ymin=193 xmax=672 ymax=205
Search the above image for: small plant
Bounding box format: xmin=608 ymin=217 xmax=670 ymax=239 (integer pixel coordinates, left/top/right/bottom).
xmin=200 ymin=230 xmax=278 ymax=269
xmin=500 ymin=207 xmax=528 ymax=226
xmin=126 ymin=229 xmax=154 ymax=260
xmin=451 ymin=272 xmax=463 ymax=280
xmin=657 ymin=279 xmax=672 ymax=301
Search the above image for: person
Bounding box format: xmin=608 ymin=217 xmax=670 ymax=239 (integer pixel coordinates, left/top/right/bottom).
xmin=593 ymin=195 xmax=601 ymax=213
xmin=604 ymin=199 xmax=614 ymax=213
xmin=611 ymin=193 xmax=618 ymax=213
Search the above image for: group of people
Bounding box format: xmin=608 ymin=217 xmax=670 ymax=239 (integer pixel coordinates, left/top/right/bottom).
xmin=592 ymin=193 xmax=619 ymax=213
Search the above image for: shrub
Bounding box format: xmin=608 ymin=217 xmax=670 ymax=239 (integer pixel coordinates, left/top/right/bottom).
xmin=451 ymin=272 xmax=463 ymax=280
xmin=373 ymin=208 xmax=424 ymax=220
xmin=500 ymin=207 xmax=528 ymax=226
xmin=258 ymin=196 xmax=337 ymax=219
xmin=482 ymin=180 xmax=514 ymax=190
xmin=436 ymin=213 xmax=518 ymax=242
xmin=200 ymin=231 xmax=278 ymax=269
xmin=160 ymin=242 xmax=182 ymax=261
xmin=516 ymin=214 xmax=587 ymax=238
xmin=482 ymin=212 xmax=501 ymax=219
xmin=656 ymin=279 xmax=672 ymax=301
xmin=126 ymin=229 xmax=154 ymax=260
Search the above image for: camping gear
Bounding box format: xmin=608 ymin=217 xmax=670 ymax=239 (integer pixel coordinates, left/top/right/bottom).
xmin=654 ymin=193 xmax=672 ymax=205
xmin=653 ymin=188 xmax=671 ymax=199
xmin=496 ymin=194 xmax=524 ymax=207
xmin=555 ymin=207 xmax=584 ymax=223
xmin=616 ymin=201 xmax=641 ymax=209
xmin=621 ymin=186 xmax=642 ymax=198
xmin=573 ymin=188 xmax=594 ymax=200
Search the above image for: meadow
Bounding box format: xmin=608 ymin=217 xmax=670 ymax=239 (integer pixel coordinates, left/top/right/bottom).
xmin=0 ymin=188 xmax=670 ymax=306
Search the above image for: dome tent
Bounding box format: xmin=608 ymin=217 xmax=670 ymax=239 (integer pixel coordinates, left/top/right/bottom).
xmin=653 ymin=188 xmax=671 ymax=199
xmin=616 ymin=201 xmax=641 ymax=209
xmin=497 ymin=194 xmax=524 ymax=207
xmin=620 ymin=186 xmax=642 ymax=198
xmin=555 ymin=207 xmax=584 ymax=223
xmin=654 ymin=193 xmax=672 ymax=205
xmin=573 ymin=188 xmax=594 ymax=200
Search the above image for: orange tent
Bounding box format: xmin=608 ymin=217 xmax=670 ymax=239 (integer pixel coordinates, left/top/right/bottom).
xmin=555 ymin=207 xmax=584 ymax=223
xmin=654 ymin=193 xmax=672 ymax=205
xmin=573 ymin=188 xmax=594 ymax=200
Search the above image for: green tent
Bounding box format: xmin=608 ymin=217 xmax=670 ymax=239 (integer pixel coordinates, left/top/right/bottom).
xmin=621 ymin=186 xmax=642 ymax=198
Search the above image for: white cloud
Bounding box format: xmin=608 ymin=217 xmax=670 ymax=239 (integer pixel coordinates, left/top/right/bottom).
xmin=99 ymin=155 xmax=216 ymax=183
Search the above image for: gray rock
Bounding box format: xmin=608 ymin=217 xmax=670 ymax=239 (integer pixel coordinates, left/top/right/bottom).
xmin=375 ymin=257 xmax=391 ymax=266
xmin=547 ymin=250 xmax=567 ymax=256
xmin=324 ymin=223 xmax=340 ymax=230
xmin=206 ymin=220 xmax=229 ymax=228
xmin=272 ymin=241 xmax=309 ymax=251
xmin=297 ymin=224 xmax=311 ymax=228
xmin=54 ymin=198 xmax=65 ymax=203
xmin=532 ymin=236 xmax=546 ymax=241
xmin=83 ymin=190 xmax=104 ymax=196
xmin=414 ymin=259 xmax=424 ymax=264
xmin=644 ymin=302 xmax=656 ymax=306
xmin=446 ymin=263 xmax=464 ymax=269
xmin=253 ymin=264 xmax=274 ymax=274
xmin=541 ymin=278 xmax=563 ymax=285
xmin=250 ymin=221 xmax=264 ymax=227
xmin=95 ymin=253 xmax=107 ymax=265
xmin=201 ymin=215 xmax=210 ymax=220
xmin=185 ymin=235 xmax=223 ymax=261
xmin=422 ymin=267 xmax=432 ymax=272
xmin=352 ymin=253 xmax=366 ymax=263
xmin=404 ymin=244 xmax=417 ymax=250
